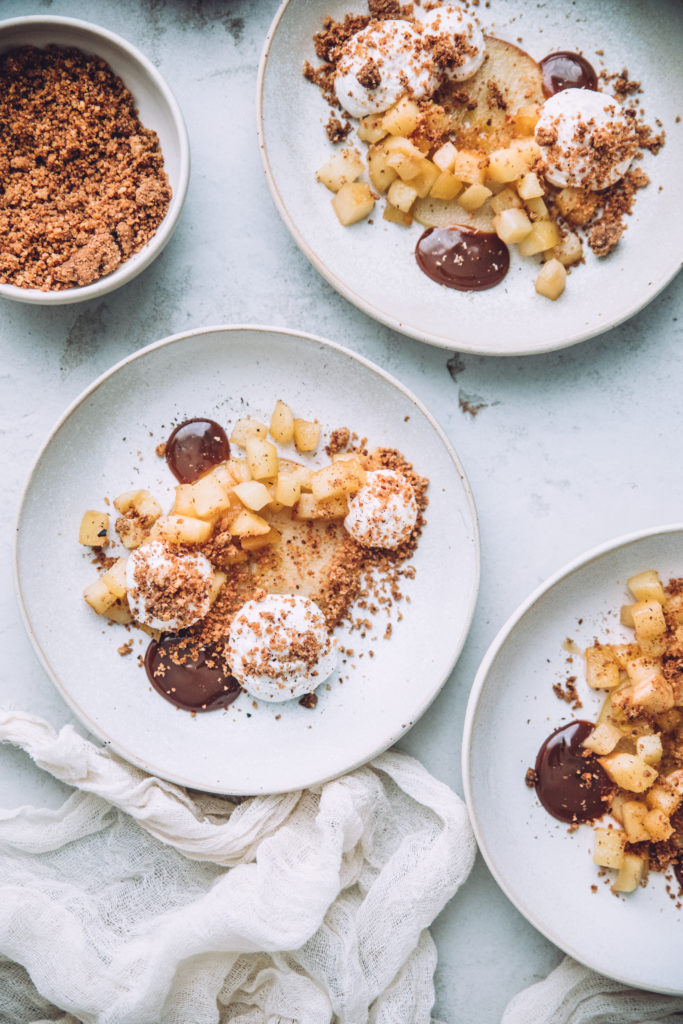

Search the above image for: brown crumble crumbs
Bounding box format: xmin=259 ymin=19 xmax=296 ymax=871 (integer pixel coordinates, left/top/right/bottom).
xmin=0 ymin=45 xmax=170 ymax=291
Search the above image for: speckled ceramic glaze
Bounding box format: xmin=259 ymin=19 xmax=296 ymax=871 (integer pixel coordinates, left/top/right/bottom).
xmin=16 ymin=326 xmax=479 ymax=795
xmin=258 ymin=0 xmax=682 ymax=354
xmin=464 ymin=525 xmax=683 ymax=993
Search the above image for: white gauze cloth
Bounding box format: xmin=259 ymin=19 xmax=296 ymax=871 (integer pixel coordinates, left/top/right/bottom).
xmin=0 ymin=709 xmax=476 ymax=1024
xmin=502 ymin=956 xmax=683 ymax=1024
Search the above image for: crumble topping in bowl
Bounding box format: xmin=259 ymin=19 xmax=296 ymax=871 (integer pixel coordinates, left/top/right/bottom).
xmin=0 ymin=44 xmax=171 ymax=291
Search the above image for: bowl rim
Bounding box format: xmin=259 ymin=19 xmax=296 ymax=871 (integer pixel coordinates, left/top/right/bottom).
xmin=0 ymin=14 xmax=190 ymax=305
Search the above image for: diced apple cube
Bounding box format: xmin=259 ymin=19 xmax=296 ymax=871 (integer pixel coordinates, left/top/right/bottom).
xmin=598 ymin=753 xmax=658 ymax=793
xmin=387 ymin=178 xmax=418 ymax=213
xmin=383 ymin=136 xmax=426 ymax=180
xmin=208 ymin=570 xmax=227 ymax=607
xmin=453 ymin=149 xmax=488 ymax=185
xmin=100 ymin=557 xmax=128 ymax=600
xmin=535 ymin=259 xmax=567 ymax=301
xmin=382 ymin=97 xmax=422 ymax=136
xmin=550 ymin=231 xmax=583 ymax=266
xmin=513 ymin=104 xmax=541 ymax=135
xmin=459 ymin=183 xmax=493 ymax=211
xmin=518 ymin=220 xmax=561 ymax=256
xmin=516 ymin=172 xmax=545 ymax=200
xmin=408 ymin=160 xmax=440 ymax=198
xmin=245 ymin=438 xmax=278 ymax=480
xmin=113 ymin=490 xmax=162 ymax=521
xmin=280 ymin=462 xmax=314 ymax=490
xmin=368 ymin=145 xmax=398 ymax=193
xmin=622 ymin=801 xmax=650 ymax=843
xmin=644 ymin=808 xmax=674 ymax=842
xmin=509 ymin=137 xmax=542 ymax=166
xmin=645 ymin=777 xmax=683 ymax=816
xmin=240 ymin=527 xmax=282 ymax=551
xmin=526 ymin=196 xmax=550 ymax=220
xmin=172 ymin=484 xmax=197 ymax=517
xmin=83 ymin=578 xmax=118 ymax=616
xmin=582 ymin=721 xmax=623 ymax=756
xmin=486 ymin=147 xmax=530 ymax=183
xmin=593 ymin=828 xmax=626 ymax=869
xmin=357 ymin=112 xmax=388 ymax=143
xmin=429 ymin=171 xmax=463 ymax=201
xmin=150 ymin=515 xmax=213 ymax=545
xmin=189 ymin=473 xmax=234 ymax=520
xmin=316 ymin=147 xmax=364 ymax=192
xmin=293 ymin=419 xmax=320 ymax=453
xmin=630 ymin=673 xmax=674 ymax=713
xmin=628 ymin=570 xmax=666 ymax=603
xmin=612 ymin=852 xmax=647 ymax=893
xmin=275 ymin=473 xmax=302 ymax=508
xmin=230 ymin=509 xmax=271 ymax=538
xmin=636 ymin=734 xmax=663 ymax=765
xmin=632 ymin=599 xmax=667 ymax=653
xmin=383 ymin=202 xmax=413 ymax=225
xmin=105 ymin=599 xmax=133 ymax=625
xmin=432 ymin=140 xmax=458 ymax=172
xmin=294 ymin=493 xmax=348 ymax=521
xmin=585 ymin=645 xmax=620 ymax=689
xmin=269 ymin=399 xmax=294 ymax=443
xmin=233 ymin=480 xmax=272 ymax=511
xmin=493 ymin=208 xmax=533 ymax=244
xmin=331 ymin=182 xmax=376 ymax=226
xmin=311 ymin=460 xmax=366 ymax=501
xmin=556 ymin=186 xmax=598 ymax=226
xmin=230 ymin=418 xmax=268 ymax=447
xmin=490 ymin=187 xmax=523 ymax=215
xmin=79 ymin=510 xmax=109 ymax=546
xmin=115 ymin=518 xmax=149 ymax=550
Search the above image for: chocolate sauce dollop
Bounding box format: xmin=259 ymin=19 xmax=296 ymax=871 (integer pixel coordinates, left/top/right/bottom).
xmin=534 ymin=720 xmax=614 ymax=823
xmin=540 ymin=52 xmax=598 ymax=97
xmin=416 ymin=226 xmax=510 ymax=291
xmin=144 ymin=636 xmax=241 ymax=712
xmin=165 ymin=418 xmax=230 ymax=483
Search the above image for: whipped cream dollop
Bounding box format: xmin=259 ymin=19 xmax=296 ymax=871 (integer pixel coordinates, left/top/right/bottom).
xmin=126 ymin=540 xmax=214 ymax=632
xmin=535 ymin=88 xmax=639 ymax=191
xmin=227 ymin=594 xmax=337 ymax=703
xmin=421 ymin=5 xmax=485 ymax=82
xmin=334 ymin=20 xmax=437 ymax=117
xmin=344 ymin=469 xmax=418 ymax=549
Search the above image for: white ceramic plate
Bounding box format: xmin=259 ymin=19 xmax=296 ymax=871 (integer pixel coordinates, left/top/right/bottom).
xmin=463 ymin=524 xmax=683 ymax=993
xmin=257 ymin=0 xmax=682 ymax=355
xmin=16 ymin=326 xmax=479 ymax=795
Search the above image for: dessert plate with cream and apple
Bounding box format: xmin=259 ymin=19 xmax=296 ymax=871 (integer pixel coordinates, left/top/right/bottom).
xmin=463 ymin=525 xmax=683 ymax=994
xmin=257 ymin=0 xmax=681 ymax=355
xmin=15 ymin=326 xmax=479 ymax=796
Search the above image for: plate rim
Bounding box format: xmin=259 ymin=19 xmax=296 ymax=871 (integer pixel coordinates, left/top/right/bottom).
xmin=14 ymin=323 xmax=481 ymax=794
xmin=255 ymin=0 xmax=682 ymax=357
xmin=462 ymin=520 xmax=683 ymax=994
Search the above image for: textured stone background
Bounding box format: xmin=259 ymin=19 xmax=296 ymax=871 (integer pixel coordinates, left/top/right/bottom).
xmin=0 ymin=1 xmax=681 ymax=1020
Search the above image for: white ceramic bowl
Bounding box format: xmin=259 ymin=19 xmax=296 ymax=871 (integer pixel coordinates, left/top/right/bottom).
xmin=0 ymin=16 xmax=190 ymax=305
